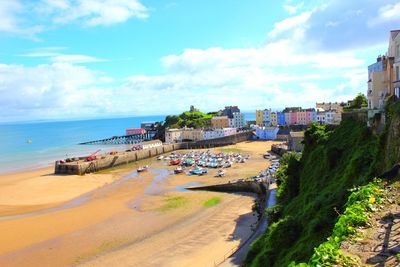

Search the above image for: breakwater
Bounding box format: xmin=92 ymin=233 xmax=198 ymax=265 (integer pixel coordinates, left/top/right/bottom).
xmin=55 ymin=131 xmax=254 ymax=175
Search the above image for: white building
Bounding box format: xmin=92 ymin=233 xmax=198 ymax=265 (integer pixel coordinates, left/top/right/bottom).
xmin=316 ymin=112 xmax=326 ymax=125
xmin=165 ymin=129 xmax=183 ymax=143
xmin=141 ymin=140 xmax=163 ymax=149
xmin=232 ymin=112 xmax=245 ymax=128
xmin=204 ymin=128 xmax=237 ymax=140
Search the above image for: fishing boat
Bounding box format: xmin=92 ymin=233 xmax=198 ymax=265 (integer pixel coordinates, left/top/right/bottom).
xmin=169 ymin=159 xmax=181 ymax=165
xmin=188 ymin=169 xmax=208 ymax=176
xmin=137 ymin=165 xmax=149 ymax=172
xmin=174 ymin=166 xmax=184 ymax=174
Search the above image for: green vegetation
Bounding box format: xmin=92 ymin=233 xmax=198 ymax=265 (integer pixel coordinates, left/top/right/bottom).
xmin=155 ymin=110 xmax=213 ymax=141
xmin=159 ymin=196 xmax=188 ymax=211
xmin=290 ymin=180 xmax=385 ymax=266
xmin=165 ymin=111 xmax=212 ymax=129
xmin=219 ymin=148 xmax=243 ymax=154
xmin=343 ymin=93 xmax=368 ymax=111
xmin=245 ymin=120 xmax=380 ymax=267
xmin=203 ymin=197 xmax=221 ymax=207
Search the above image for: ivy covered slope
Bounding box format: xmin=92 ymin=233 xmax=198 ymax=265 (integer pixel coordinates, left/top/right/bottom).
xmin=245 ymin=120 xmax=380 ymax=267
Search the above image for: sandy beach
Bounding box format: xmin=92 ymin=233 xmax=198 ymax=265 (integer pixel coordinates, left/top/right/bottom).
xmin=0 ymin=140 xmax=280 ymax=267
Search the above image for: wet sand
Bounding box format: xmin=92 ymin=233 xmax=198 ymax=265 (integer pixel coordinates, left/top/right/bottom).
xmin=0 ymin=140 xmax=281 ymax=267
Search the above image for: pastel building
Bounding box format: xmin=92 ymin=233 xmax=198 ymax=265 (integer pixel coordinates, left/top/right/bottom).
xmin=204 ymin=128 xmax=236 ymax=140
xmin=255 ymin=127 xmax=279 ymax=140
xmin=182 ymin=128 xmax=204 ymax=141
xmin=165 ymin=129 xmax=183 ymax=143
xmin=255 ymin=109 xmax=271 ymax=126
xmin=316 ymin=111 xmax=326 ymax=125
xmin=211 ymin=116 xmax=230 ymax=129
xmin=271 ymin=112 xmax=278 ymax=126
xmin=388 ymin=30 xmax=400 ymax=98
xmin=277 ymin=112 xmax=286 ymax=125
xmin=368 ymin=56 xmax=388 ymax=110
xmin=232 ymin=112 xmax=245 ymax=128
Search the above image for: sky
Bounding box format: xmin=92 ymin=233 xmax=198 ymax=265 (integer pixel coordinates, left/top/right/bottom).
xmin=0 ymin=0 xmax=400 ymax=123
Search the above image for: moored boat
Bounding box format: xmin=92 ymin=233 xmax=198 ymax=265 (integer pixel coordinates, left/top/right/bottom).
xmin=137 ymin=165 xmax=149 ymax=172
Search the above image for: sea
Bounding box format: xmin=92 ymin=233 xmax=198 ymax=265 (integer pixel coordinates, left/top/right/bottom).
xmin=0 ymin=112 xmax=255 ymax=174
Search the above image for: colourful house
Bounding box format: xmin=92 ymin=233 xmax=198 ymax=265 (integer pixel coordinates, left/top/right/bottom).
xmin=277 ymin=112 xmax=285 ymax=125
xmin=256 ymin=127 xmax=279 ymax=140
xmin=271 ymin=112 xmax=277 ymax=126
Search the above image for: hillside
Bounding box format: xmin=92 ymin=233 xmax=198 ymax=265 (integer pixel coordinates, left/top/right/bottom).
xmin=245 ymin=100 xmax=400 ymax=267
xmin=244 ymin=120 xmax=381 ymax=266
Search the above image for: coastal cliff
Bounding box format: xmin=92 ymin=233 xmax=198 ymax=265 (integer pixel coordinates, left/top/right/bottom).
xmin=244 ymin=101 xmax=400 ymax=266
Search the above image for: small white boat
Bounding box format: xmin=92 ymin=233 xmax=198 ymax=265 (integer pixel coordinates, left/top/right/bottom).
xmin=157 ymin=155 xmax=164 ymax=160
xmin=216 ymin=169 xmax=226 ymax=177
xmin=137 ymin=165 xmax=149 ymax=172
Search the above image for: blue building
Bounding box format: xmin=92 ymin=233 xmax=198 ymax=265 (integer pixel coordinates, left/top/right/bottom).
xmin=277 ymin=112 xmax=286 ymax=125
xmin=256 ymin=127 xmax=279 ymax=140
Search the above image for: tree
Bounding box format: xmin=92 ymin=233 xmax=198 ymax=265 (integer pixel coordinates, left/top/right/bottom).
xmin=350 ymin=93 xmax=368 ymax=109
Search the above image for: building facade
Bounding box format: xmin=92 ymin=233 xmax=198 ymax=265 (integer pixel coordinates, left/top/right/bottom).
xmin=232 ymin=112 xmax=245 ymax=128
xmin=126 ymin=128 xmax=146 ymax=135
xmin=271 ymin=112 xmax=278 ymax=126
xmin=316 ymin=102 xmax=344 ymax=113
xmin=211 ymin=116 xmax=230 ymax=129
xmin=204 ymin=128 xmax=236 ymax=140
xmin=222 ymin=106 xmax=240 ymax=118
xmin=277 ymin=112 xmax=286 ymax=125
xmin=182 ymin=129 xmax=204 ymax=141
xmin=368 ymin=56 xmax=388 ymax=110
xmin=165 ymin=129 xmax=183 ymax=143
xmin=255 ymin=127 xmax=279 ymax=140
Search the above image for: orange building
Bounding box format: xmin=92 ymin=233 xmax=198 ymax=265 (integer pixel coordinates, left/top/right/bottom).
xmin=211 ymin=116 xmax=230 ymax=129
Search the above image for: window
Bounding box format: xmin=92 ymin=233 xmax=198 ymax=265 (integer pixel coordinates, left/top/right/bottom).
xmin=397 ymin=66 xmax=400 ymax=81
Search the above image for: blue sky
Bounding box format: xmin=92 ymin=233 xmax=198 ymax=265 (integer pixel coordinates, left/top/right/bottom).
xmin=0 ymin=0 xmax=399 ymax=122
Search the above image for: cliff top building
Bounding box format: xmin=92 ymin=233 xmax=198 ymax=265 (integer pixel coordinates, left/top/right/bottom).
xmin=222 ymin=106 xmax=240 ymax=119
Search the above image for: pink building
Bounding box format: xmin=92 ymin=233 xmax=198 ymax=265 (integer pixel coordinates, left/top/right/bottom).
xmin=290 ymin=112 xmax=298 ymax=125
xmin=126 ymin=128 xmax=146 ymax=135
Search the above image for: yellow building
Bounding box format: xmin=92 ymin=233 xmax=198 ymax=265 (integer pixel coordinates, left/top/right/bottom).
xmin=271 ymin=112 xmax=277 ymax=126
xmin=211 ymin=116 xmax=230 ymax=129
xmin=256 ymin=110 xmax=263 ymax=126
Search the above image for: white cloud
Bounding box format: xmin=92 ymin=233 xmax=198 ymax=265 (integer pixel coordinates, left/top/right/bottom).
xmin=284 ymin=2 xmax=304 ymax=14
xmin=0 ymin=0 xmax=148 ymax=37
xmin=50 ymin=54 xmax=106 ymax=63
xmin=0 ymin=0 xmax=43 ymax=36
xmin=268 ymin=11 xmax=312 ymax=38
xmin=18 ymin=47 xmax=105 ymax=64
xmin=375 ymin=2 xmax=400 ymax=23
xmin=40 ymin=0 xmax=149 ymax=26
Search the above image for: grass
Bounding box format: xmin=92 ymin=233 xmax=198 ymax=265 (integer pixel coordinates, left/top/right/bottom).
xmin=219 ymin=148 xmax=243 ymax=154
xmin=203 ymin=197 xmax=221 ymax=207
xmin=159 ymin=196 xmax=188 ymax=211
xmin=397 ymin=253 xmax=400 ymax=261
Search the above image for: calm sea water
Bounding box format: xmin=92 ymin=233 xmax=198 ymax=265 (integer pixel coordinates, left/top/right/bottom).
xmin=0 ymin=112 xmax=255 ymax=174
xmin=0 ymin=116 xmax=165 ymax=174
